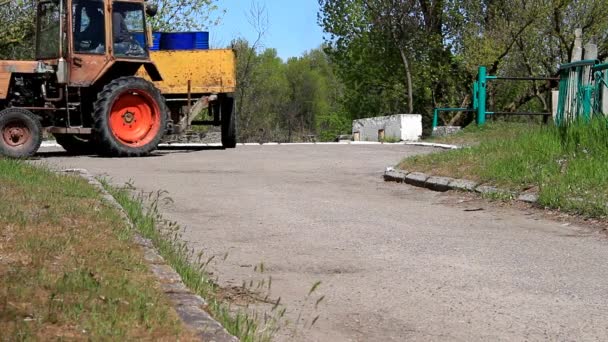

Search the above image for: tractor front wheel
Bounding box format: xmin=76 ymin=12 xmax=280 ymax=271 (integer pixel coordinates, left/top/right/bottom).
xmin=0 ymin=108 xmax=42 ymax=158
xmin=93 ymin=77 xmax=167 ymax=157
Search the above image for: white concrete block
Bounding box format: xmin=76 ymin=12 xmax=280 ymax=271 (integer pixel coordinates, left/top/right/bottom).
xmin=352 ymin=114 xmax=422 ymax=142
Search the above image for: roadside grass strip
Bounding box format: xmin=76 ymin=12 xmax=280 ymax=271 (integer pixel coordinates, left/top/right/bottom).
xmin=0 ymin=160 xmax=196 ymax=340
xmin=428 ymin=121 xmax=531 ymax=146
xmin=106 ymin=185 xmax=284 ymax=342
xmin=399 ymin=119 xmax=608 ymax=218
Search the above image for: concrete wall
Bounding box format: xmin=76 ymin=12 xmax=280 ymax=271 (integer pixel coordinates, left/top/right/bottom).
xmin=352 ymin=114 xmax=422 ymax=142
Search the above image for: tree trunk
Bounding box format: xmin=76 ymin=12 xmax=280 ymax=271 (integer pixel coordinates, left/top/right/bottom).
xmin=398 ymin=47 xmax=414 ymax=114
xmin=448 ymin=94 xmax=471 ymax=126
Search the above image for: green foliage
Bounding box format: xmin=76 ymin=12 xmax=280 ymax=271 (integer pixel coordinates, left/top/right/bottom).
xmin=319 ymin=0 xmax=608 ymax=131
xmin=0 ymin=0 xmax=36 ymax=59
xmin=319 ymin=0 xmax=472 ymax=128
xmin=235 ymin=40 xmax=348 ymax=142
xmin=148 ymin=0 xmax=223 ymax=32
xmin=107 ymin=185 xmax=290 ymax=341
xmin=316 ymin=110 xmax=351 ymax=141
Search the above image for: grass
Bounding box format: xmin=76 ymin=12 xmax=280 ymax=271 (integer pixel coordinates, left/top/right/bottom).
xmin=427 ymin=121 xmax=533 ymax=146
xmin=0 ymin=160 xmax=196 ymax=340
xmin=399 ymin=119 xmax=608 ymax=218
xmin=106 ymin=184 xmax=326 ymax=342
xmin=107 ymin=185 xmax=280 ymax=341
xmin=380 ymin=136 xmax=401 ymax=143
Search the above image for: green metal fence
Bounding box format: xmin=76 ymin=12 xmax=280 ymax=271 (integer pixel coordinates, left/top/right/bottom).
xmin=592 ymin=62 xmax=608 ymax=116
xmin=432 ymin=66 xmax=554 ymax=132
xmin=556 ymin=60 xmax=596 ymax=125
xmin=432 ymin=61 xmax=608 ymax=133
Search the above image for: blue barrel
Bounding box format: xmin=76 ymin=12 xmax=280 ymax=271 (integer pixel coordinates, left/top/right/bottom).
xmin=160 ymin=32 xmax=196 ymax=50
xmin=194 ymin=32 xmax=209 ymax=50
xmin=151 ymin=32 xmax=162 ymax=50
xmin=132 ymin=32 xmax=162 ymax=51
xmin=160 ymin=32 xmax=209 ymax=50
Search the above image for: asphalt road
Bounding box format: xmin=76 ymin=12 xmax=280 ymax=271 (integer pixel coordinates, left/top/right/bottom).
xmin=40 ymin=144 xmax=608 ymax=341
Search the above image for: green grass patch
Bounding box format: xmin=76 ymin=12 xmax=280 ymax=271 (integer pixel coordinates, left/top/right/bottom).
xmin=0 ymin=160 xmax=196 ymax=340
xmin=106 ymin=185 xmax=284 ymax=342
xmin=400 ymin=119 xmax=608 ymax=218
xmin=428 ymin=121 xmax=533 ymax=146
xmin=380 ymin=136 xmax=401 ymax=144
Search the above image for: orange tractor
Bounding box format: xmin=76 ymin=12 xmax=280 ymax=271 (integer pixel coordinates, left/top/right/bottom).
xmin=0 ymin=0 xmax=237 ymax=158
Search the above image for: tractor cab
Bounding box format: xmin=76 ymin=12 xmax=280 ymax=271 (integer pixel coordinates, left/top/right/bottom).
xmin=70 ymin=0 xmax=148 ymax=58
xmin=34 ymin=0 xmax=157 ymax=86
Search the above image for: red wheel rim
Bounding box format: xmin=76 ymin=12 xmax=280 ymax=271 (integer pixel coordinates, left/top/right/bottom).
xmin=2 ymin=121 xmax=31 ymax=147
xmin=109 ymin=90 xmax=161 ymax=147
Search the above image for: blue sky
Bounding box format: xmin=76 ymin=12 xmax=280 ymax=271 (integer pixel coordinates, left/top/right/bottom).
xmin=212 ymin=0 xmax=325 ymax=61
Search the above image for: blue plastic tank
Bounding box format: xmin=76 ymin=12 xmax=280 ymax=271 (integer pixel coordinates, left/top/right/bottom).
xmin=160 ymin=32 xmax=209 ymax=50
xmin=160 ymin=32 xmax=195 ymax=50
xmin=132 ymin=32 xmax=162 ymax=51
xmin=194 ymin=32 xmax=209 ymax=50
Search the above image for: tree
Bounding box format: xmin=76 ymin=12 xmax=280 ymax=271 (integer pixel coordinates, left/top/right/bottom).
xmin=148 ymin=0 xmax=223 ymax=32
xmin=451 ymin=0 xmax=608 ymax=112
xmin=235 ymin=45 xmax=289 ymax=142
xmin=319 ymin=0 xmax=466 ymax=131
xmin=233 ymin=2 xmax=269 ymax=141
xmin=320 ymin=0 xmax=608 ymax=131
xmin=0 ymin=0 xmax=37 ymax=59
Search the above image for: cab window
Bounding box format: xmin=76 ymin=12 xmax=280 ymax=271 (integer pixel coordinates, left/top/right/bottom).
xmin=36 ymin=1 xmax=61 ymax=59
xmin=113 ymin=2 xmax=147 ymax=58
xmin=73 ymin=0 xmax=105 ymax=54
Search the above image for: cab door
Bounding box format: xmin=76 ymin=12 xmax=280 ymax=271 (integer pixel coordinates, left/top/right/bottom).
xmin=68 ymin=0 xmax=110 ymax=87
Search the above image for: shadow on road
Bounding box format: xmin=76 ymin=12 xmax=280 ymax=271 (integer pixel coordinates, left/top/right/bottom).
xmin=35 ymin=146 xmax=226 ymax=159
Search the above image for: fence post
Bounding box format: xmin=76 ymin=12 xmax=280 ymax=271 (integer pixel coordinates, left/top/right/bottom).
xmin=582 ymin=86 xmax=591 ymax=120
xmin=603 ymin=59 xmax=608 ymax=115
xmin=476 ymin=66 xmax=487 ymax=126
xmin=432 ymin=108 xmax=439 ymax=132
xmin=552 ymin=90 xmax=559 ymax=122
xmin=572 ymin=29 xmax=583 ymax=62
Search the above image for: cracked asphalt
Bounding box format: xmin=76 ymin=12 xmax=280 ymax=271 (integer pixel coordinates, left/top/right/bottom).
xmin=40 ymin=144 xmax=608 ymax=341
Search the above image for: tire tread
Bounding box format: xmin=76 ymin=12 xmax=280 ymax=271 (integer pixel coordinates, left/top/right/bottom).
xmin=92 ymin=76 xmax=168 ymax=157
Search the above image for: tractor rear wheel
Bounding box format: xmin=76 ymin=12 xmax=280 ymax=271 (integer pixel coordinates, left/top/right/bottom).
xmin=54 ymin=134 xmax=93 ymax=155
xmin=0 ymin=108 xmax=42 ymax=158
xmin=93 ymin=77 xmax=167 ymax=157
xmin=221 ymin=96 xmax=237 ymax=149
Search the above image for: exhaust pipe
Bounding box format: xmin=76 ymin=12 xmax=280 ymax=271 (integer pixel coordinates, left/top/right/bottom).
xmin=56 ymin=0 xmax=69 ymax=84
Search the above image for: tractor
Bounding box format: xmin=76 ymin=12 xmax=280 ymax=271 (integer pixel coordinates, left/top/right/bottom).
xmin=0 ymin=0 xmax=237 ymax=158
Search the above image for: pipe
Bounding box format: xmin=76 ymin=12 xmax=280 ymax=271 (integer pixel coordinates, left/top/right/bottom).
xmin=491 ymin=76 xmax=560 ymax=81
xmin=41 ymin=84 xmax=64 ymax=102
xmin=58 ymin=0 xmax=64 ymax=58
xmin=476 ymin=66 xmax=487 ymax=126
xmin=18 ymin=107 xmax=68 ymax=111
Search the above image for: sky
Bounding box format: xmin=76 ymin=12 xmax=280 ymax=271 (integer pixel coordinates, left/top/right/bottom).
xmin=212 ymin=0 xmax=325 ymax=61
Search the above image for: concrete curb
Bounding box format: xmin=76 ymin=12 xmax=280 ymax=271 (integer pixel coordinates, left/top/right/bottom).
xmin=239 ymin=141 xmax=417 ymax=146
xmin=59 ymin=169 xmax=238 ymax=342
xmin=404 ymin=142 xmax=461 ymax=150
xmin=384 ymin=169 xmax=539 ymax=204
